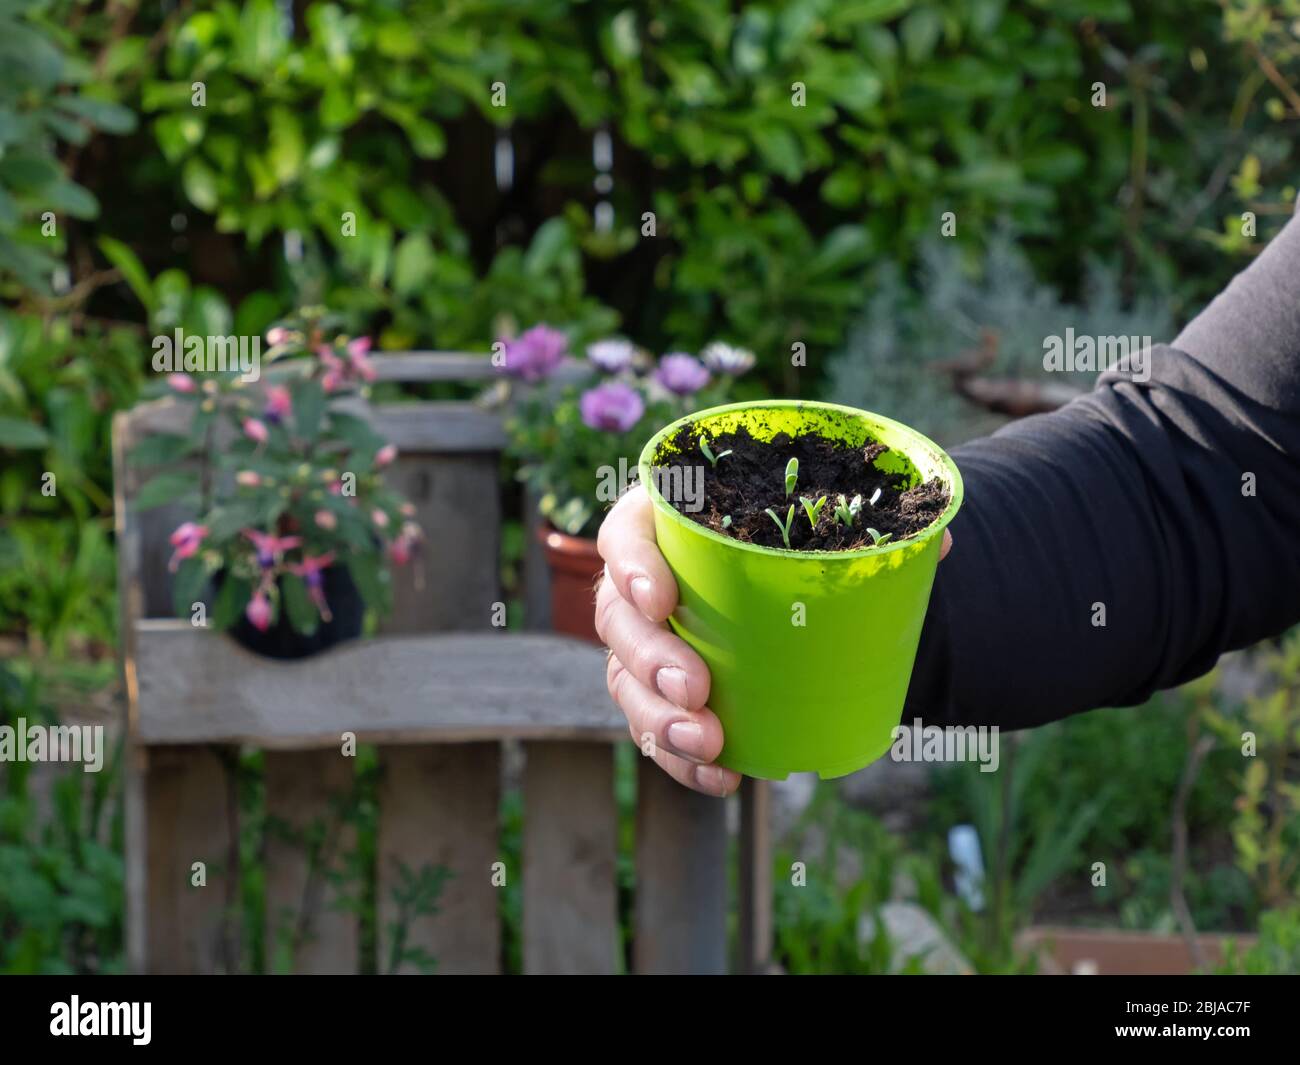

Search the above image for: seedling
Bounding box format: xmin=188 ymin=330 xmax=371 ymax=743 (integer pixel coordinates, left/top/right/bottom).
xmin=765 ymin=503 xmax=796 ymax=549
xmin=699 ymin=436 xmax=732 ymax=468
xmin=800 ymin=495 xmax=827 ymax=531
xmin=865 ymin=527 xmax=893 ymax=546
xmin=784 ymin=457 xmax=798 ymax=497
xmin=869 ymin=487 xmax=881 ymax=507
xmin=721 ymin=514 xmax=732 ymax=529
xmin=832 ymin=493 xmax=863 ymax=527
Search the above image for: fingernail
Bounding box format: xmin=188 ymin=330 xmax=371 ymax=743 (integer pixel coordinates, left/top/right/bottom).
xmin=666 ymin=720 xmax=705 ymax=761
xmin=629 ymin=576 xmax=654 ymax=616
xmin=656 ymin=666 xmax=690 ymax=708
xmin=693 ymin=764 xmax=732 ymax=796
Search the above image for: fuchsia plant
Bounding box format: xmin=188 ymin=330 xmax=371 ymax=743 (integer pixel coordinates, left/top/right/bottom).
xmin=133 ymin=309 xmax=421 ymax=639
xmin=502 ymin=323 xmax=754 ymax=537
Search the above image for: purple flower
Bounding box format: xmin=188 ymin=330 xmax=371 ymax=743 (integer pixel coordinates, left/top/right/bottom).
xmin=580 ymin=382 xmax=645 ymax=433
xmin=700 ymin=341 xmax=756 ymax=376
xmin=499 ymin=324 xmax=567 ymax=381
xmin=654 ymin=352 xmax=710 ymax=396
xmin=587 ymin=338 xmax=636 ymax=374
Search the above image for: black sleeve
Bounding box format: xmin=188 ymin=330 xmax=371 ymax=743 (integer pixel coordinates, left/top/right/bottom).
xmin=905 ymin=211 xmax=1300 ymax=730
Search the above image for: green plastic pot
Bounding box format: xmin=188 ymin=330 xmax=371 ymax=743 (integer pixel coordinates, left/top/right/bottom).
xmin=638 ymin=400 xmax=963 ymax=780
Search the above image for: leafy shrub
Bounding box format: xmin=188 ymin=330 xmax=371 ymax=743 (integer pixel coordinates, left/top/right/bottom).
xmin=823 ymin=227 xmax=1176 ymax=447
xmin=0 ymin=664 xmax=123 ymax=974
xmin=0 ymin=0 xmax=134 ymax=292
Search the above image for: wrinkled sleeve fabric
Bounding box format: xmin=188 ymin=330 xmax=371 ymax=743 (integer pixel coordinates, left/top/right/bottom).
xmin=905 ymin=212 xmax=1300 ymax=730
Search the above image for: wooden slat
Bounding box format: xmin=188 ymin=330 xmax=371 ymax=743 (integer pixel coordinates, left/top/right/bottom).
xmin=368 ymin=353 xmax=589 ymax=385
xmin=522 ymin=742 xmax=618 ymax=974
xmin=140 ymin=745 xmax=240 ymax=973
xmin=370 ymin=401 xmax=506 ymax=452
xmin=370 ymin=352 xmax=497 ymax=381
xmin=633 ymin=759 xmax=728 ymax=974
xmin=122 ymin=396 xmax=505 ymax=453
xmin=377 ymin=744 xmax=501 ymax=974
xmin=382 ymin=454 xmax=499 ymax=632
xmin=737 ymin=778 xmax=775 ymax=973
xmin=133 ymin=624 xmax=622 ymax=745
xmin=263 ymin=750 xmax=359 ymax=974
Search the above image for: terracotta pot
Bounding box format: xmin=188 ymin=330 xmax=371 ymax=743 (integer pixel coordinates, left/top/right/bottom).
xmin=538 ymin=524 xmax=603 ymax=644
xmin=1017 ymin=927 xmax=1255 ymax=975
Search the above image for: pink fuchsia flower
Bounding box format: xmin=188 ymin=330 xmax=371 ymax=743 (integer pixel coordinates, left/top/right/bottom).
xmin=372 ymin=508 xmax=390 ymax=529
xmin=580 ymin=381 xmax=645 ymax=432
xmin=242 ymin=529 xmax=302 ymax=570
xmin=317 ymin=345 xmax=345 ymax=392
xmin=243 ymin=418 xmax=269 ymax=444
xmin=246 ymin=589 xmax=273 ymax=631
xmin=700 ymin=341 xmax=756 ymax=376
xmin=167 ymin=522 xmax=208 ymax=572
xmin=346 ymin=337 xmax=376 ymax=382
xmin=266 ymin=326 xmax=291 ymax=347
xmin=263 ymin=385 xmax=292 ymax=424
xmin=235 ymin=470 xmax=261 ymax=487
xmin=400 ymin=501 xmax=417 ymax=518
xmin=654 ymin=352 xmax=710 ymax=396
xmin=288 ymin=553 xmax=336 ymax=621
xmin=499 ymin=324 xmax=567 ymax=381
xmin=390 ymin=521 xmax=423 ymax=565
xmin=587 ymin=338 xmax=636 ymax=374
xmin=168 ymin=373 xmax=196 ymax=394
xmin=375 ymin=444 xmax=397 ymax=467
xmin=314 ymin=509 xmax=337 ymax=531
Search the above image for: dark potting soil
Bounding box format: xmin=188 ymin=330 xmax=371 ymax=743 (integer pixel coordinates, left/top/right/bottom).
xmin=658 ymin=426 xmax=950 ymax=552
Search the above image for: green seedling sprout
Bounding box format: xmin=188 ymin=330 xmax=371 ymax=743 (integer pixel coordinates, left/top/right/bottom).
xmin=765 ymin=503 xmax=796 ymax=549
xmin=784 ymin=457 xmax=799 ymax=497
xmin=865 ymin=527 xmax=893 ymax=546
xmin=699 ymin=436 xmax=732 ymax=468
xmin=721 ymin=514 xmax=732 ymax=529
xmin=800 ymin=495 xmax=827 ymax=531
xmin=832 ymin=493 xmax=863 ymax=527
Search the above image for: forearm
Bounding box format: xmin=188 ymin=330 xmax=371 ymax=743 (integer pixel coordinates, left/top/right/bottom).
xmin=906 ymin=214 xmax=1300 ymax=729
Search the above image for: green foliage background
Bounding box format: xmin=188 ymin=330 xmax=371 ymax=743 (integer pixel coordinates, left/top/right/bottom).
xmin=2 ymin=0 xmax=1300 ymax=973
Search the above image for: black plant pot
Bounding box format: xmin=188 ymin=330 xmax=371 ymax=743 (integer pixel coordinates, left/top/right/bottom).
xmin=222 ymin=566 xmax=365 ymax=660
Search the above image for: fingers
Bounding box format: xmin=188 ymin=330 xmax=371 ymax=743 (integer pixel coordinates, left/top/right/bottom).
xmin=606 ymin=655 xmax=740 ymax=797
xmin=594 ymin=573 xmax=711 ymax=710
xmin=596 ymin=485 xmax=677 ymax=623
xmin=941 ymin=528 xmax=952 ymax=560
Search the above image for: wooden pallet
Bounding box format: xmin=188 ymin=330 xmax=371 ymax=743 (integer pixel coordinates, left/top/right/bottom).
xmin=113 ymin=352 xmax=771 ymax=974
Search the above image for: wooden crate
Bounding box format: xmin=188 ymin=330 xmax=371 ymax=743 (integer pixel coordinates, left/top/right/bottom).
xmin=114 ymin=352 xmax=772 ymax=974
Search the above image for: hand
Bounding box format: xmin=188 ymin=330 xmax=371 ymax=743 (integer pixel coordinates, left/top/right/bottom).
xmin=595 ymin=484 xmax=953 ymax=796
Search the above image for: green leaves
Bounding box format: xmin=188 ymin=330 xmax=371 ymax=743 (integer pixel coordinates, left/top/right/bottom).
xmin=833 ymin=493 xmax=864 ymax=528
xmin=291 ymin=379 xmax=326 ymax=442
xmin=127 ymin=433 xmax=190 ymax=468
xmin=765 ymin=503 xmax=796 ymax=549
xmin=698 ymin=436 xmax=731 ymax=468
xmin=211 ymin=573 xmax=251 ymax=630
xmin=98 ymin=237 xmax=155 ymax=313
xmin=171 ymin=556 xmax=211 ymax=619
xmin=280 ymin=573 xmax=320 ymax=636
xmin=133 ymin=472 xmax=198 ymax=511
xmin=800 ymin=495 xmax=828 ymax=530
xmin=0 ymin=416 xmax=50 ymax=450
xmin=392 ymin=233 xmax=437 ymax=297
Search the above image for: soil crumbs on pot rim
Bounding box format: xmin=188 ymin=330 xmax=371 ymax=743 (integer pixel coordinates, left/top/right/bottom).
xmin=658 ymin=426 xmax=950 ymax=552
